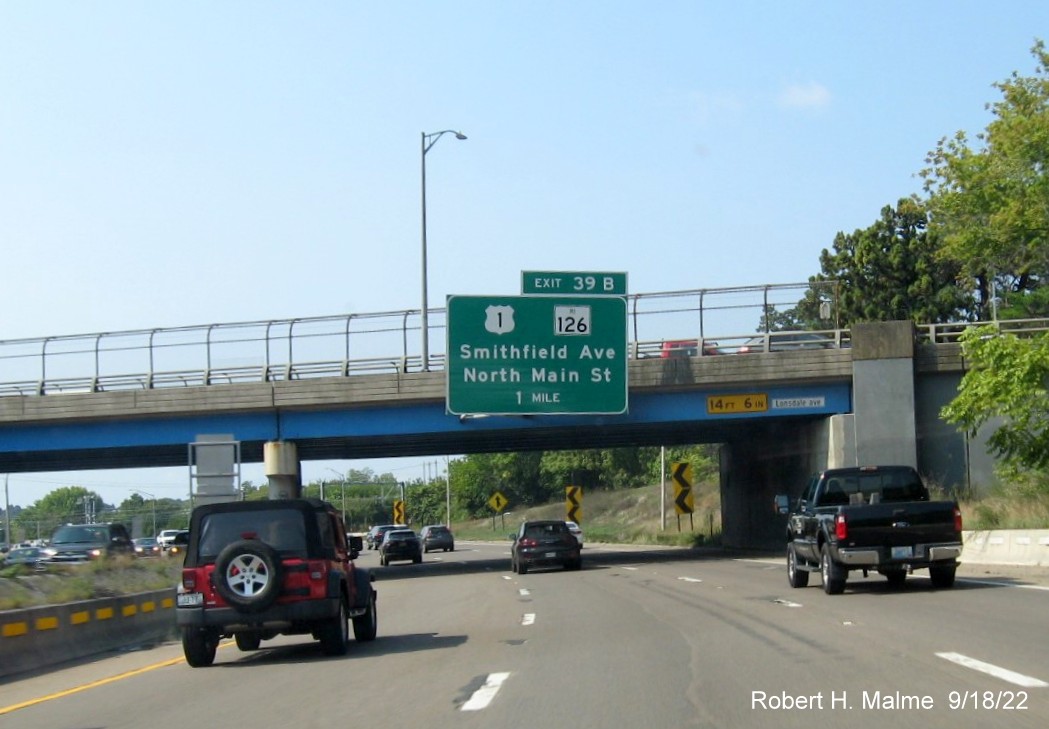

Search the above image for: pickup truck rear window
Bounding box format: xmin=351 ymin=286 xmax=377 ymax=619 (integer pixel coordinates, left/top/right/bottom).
xmin=821 ymin=472 xmax=928 ymax=506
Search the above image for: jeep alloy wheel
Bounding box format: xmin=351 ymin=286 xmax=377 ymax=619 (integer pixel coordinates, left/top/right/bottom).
xmin=214 ymin=540 xmax=283 ymax=612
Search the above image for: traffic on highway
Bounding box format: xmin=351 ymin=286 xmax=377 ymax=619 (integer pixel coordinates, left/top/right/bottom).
xmin=2 ymin=540 xmax=1046 ymax=729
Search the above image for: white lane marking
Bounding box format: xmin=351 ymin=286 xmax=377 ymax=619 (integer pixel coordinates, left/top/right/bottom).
xmin=622 ymin=566 xmax=639 ymax=571
xmin=518 ymin=588 xmax=531 ymax=596
xmin=462 ymin=672 xmax=512 ymax=711
xmin=502 ymin=575 xmax=513 ymax=581
xmin=522 ymin=613 xmax=536 ymax=626
xmin=936 ymin=653 xmax=1049 ymax=688
xmin=678 ymin=576 xmax=703 ymax=583
xmin=772 ymin=598 xmax=803 ymax=607
xmin=955 ymin=578 xmax=1049 ymax=592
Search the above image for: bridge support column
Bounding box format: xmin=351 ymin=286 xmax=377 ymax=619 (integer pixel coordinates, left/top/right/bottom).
xmin=850 ymin=321 xmax=918 ymax=468
xmin=721 ymin=420 xmax=828 ymax=549
xmin=264 ymin=441 xmax=301 ymax=499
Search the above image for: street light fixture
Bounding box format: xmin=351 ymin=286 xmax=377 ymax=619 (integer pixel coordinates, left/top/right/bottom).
xmin=421 ymin=129 xmax=467 ymax=371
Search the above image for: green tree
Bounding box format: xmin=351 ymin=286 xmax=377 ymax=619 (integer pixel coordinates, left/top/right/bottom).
xmin=15 ymin=486 xmax=108 ymax=539
xmin=921 ymin=40 xmax=1049 ymax=320
xmin=814 ymin=199 xmax=972 ymax=327
xmin=942 ymin=326 xmax=1049 ymax=485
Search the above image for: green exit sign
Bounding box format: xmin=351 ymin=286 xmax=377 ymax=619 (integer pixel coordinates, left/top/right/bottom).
xmin=446 ymin=295 xmax=628 ymax=415
xmin=521 ymin=271 xmax=628 ymax=296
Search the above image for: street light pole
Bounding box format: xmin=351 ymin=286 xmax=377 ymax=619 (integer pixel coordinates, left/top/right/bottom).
xmin=3 ymin=474 xmax=11 ymax=550
xmin=132 ymin=489 xmax=157 ymax=537
xmin=326 ymin=468 xmax=347 ymax=524
xmin=421 ymin=129 xmax=467 ymax=371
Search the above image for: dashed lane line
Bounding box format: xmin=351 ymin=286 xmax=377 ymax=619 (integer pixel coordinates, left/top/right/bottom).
xmin=936 ymin=652 xmax=1048 ymax=688
xmin=461 ymin=672 xmax=512 ymax=711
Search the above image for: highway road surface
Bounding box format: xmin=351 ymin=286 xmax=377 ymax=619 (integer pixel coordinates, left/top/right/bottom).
xmin=2 ymin=541 xmax=1047 ymax=729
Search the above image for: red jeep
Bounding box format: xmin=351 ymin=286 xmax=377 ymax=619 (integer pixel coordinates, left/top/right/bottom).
xmin=175 ymin=498 xmax=377 ymax=667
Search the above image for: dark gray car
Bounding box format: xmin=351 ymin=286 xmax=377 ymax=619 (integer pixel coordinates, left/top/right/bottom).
xmin=510 ymin=520 xmax=582 ymax=574
xmin=419 ymin=525 xmax=455 ymax=553
xmin=44 ymin=523 xmax=134 ymax=563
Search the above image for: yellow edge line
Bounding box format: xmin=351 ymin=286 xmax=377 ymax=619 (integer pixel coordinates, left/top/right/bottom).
xmin=0 ymin=641 xmax=233 ymax=716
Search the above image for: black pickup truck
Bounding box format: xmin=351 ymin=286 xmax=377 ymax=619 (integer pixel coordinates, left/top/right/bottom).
xmin=785 ymin=465 xmax=963 ymax=594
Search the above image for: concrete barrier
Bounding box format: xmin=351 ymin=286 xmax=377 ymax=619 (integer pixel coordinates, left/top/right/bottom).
xmin=962 ymin=529 xmax=1049 ymax=567
xmin=0 ymin=588 xmax=176 ymax=680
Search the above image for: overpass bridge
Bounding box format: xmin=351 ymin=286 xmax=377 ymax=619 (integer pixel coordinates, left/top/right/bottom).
xmin=0 ymin=284 xmax=1037 ymax=546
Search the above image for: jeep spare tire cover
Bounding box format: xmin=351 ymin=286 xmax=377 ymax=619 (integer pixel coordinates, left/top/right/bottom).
xmin=214 ymin=540 xmax=283 ymax=613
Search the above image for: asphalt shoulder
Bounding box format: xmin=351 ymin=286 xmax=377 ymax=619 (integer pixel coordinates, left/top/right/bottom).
xmin=957 ymin=561 xmax=1049 ymax=587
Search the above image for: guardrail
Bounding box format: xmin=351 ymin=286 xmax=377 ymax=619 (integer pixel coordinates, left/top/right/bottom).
xmin=0 ymin=280 xmax=1044 ymax=398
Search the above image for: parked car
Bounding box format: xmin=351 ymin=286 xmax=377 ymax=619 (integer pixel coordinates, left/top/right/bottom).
xmin=419 ymin=525 xmax=455 ymax=553
xmin=3 ymin=546 xmax=45 ymax=567
xmin=367 ymin=524 xmax=407 ymax=550
xmin=133 ymin=537 xmax=162 ymax=557
xmin=510 ymin=520 xmax=582 ymax=574
xmin=736 ymin=332 xmax=837 ymax=354
xmin=43 ymin=523 xmax=134 ymax=563
xmin=379 ymin=529 xmax=422 ymax=565
xmin=565 ymin=521 xmax=584 ymax=548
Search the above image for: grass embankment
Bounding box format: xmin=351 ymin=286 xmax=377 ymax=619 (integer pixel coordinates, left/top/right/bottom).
xmin=0 ymin=556 xmax=182 ymax=611
xmin=959 ymin=492 xmax=1049 ymax=531
xmin=451 ymin=482 xmax=724 ymax=547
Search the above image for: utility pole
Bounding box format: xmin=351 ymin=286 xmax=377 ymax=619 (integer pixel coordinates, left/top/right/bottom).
xmin=3 ymin=474 xmax=11 ymax=550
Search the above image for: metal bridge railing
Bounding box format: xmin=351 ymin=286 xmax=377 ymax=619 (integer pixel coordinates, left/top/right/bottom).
xmin=0 ymin=281 xmax=1044 ymax=398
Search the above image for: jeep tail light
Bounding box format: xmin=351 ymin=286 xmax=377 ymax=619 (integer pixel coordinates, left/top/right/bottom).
xmin=954 ymin=506 xmax=963 ymax=533
xmin=182 ymin=569 xmax=197 ymax=591
xmin=308 ymin=560 xmax=328 ymax=581
xmin=835 ymin=513 xmax=848 ymax=541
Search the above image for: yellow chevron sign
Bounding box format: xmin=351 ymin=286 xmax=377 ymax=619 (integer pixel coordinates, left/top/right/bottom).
xmin=671 ymin=462 xmax=694 ymax=515
xmin=565 ymin=486 xmax=582 ymax=522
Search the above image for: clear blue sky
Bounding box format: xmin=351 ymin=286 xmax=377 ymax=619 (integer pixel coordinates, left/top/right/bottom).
xmin=2 ymin=2 xmax=1046 ymax=508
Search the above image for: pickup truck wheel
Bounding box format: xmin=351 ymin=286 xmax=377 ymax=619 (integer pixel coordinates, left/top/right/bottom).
xmin=352 ymin=590 xmax=378 ymax=642
xmin=787 ymin=543 xmax=809 ymax=588
xmin=929 ymin=564 xmax=957 ymax=589
xmin=319 ymin=597 xmax=349 ymax=656
xmin=235 ymin=632 xmax=261 ymax=651
xmin=182 ymin=627 xmax=219 ymax=668
xmin=820 ymin=544 xmax=846 ymax=595
xmin=214 ymin=540 xmax=283 ymax=613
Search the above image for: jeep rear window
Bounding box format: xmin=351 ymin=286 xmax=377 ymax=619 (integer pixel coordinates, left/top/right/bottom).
xmin=197 ymin=509 xmax=308 ymax=559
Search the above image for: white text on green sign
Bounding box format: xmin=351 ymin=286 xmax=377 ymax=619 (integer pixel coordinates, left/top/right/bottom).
xmin=446 ymin=295 xmax=628 ymax=415
xmin=521 ymin=271 xmax=627 ymax=296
